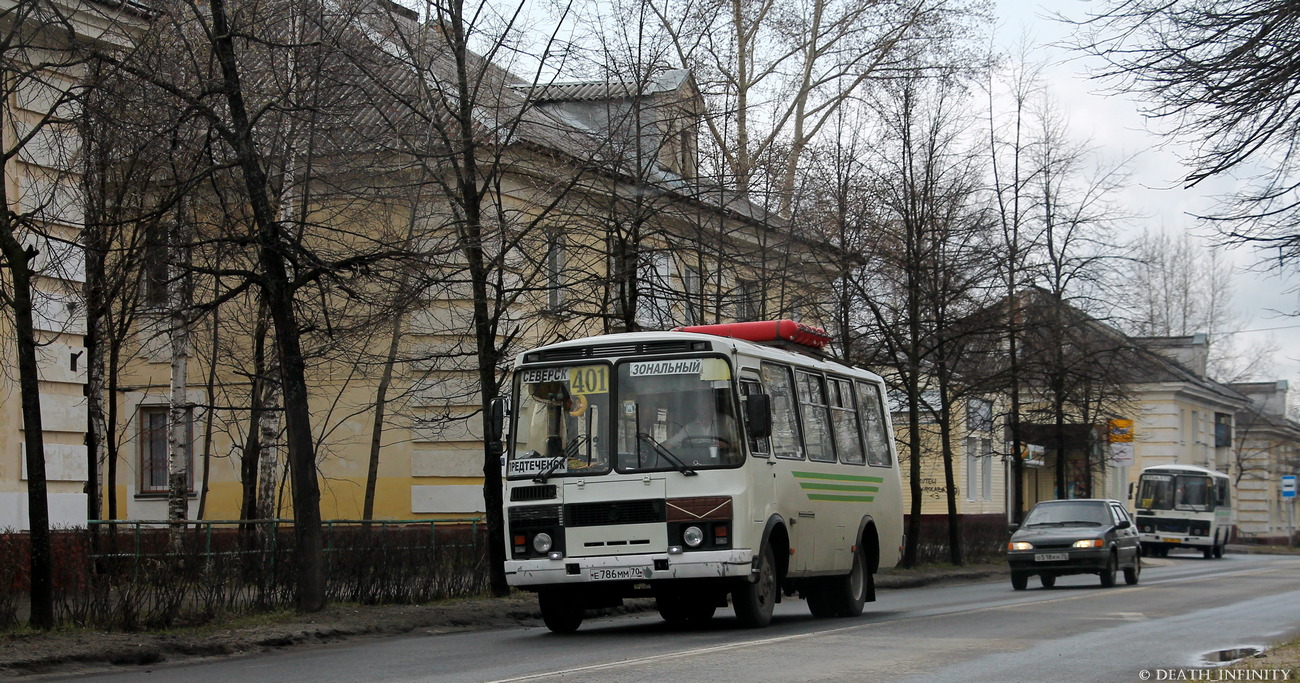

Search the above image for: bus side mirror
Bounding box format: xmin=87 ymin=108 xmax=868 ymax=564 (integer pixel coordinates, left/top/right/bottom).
xmin=745 ymin=394 xmax=771 ymax=439
xmin=487 ymin=397 xmax=508 ymax=444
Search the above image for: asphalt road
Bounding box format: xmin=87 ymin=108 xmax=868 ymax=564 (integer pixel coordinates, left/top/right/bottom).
xmin=68 ymin=552 xmax=1300 ymax=683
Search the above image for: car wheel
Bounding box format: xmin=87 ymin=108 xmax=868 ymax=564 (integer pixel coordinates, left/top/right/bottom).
xmin=1099 ymin=553 xmax=1117 ymax=587
xmin=1011 ymin=572 xmax=1029 ymax=591
xmin=1124 ymin=558 xmax=1141 ymax=585
xmin=539 ymin=589 xmax=584 ymax=633
xmin=1040 ymin=574 xmax=1056 ymax=589
xmin=733 ymin=544 xmax=777 ymax=628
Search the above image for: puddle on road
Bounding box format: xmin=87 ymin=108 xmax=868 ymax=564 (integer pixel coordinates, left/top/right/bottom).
xmin=1200 ymin=646 xmax=1263 ymax=666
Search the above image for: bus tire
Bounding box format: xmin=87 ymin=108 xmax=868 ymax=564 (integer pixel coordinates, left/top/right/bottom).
xmin=539 ymin=589 xmax=584 ymax=633
xmin=733 ymin=544 xmax=777 ymax=628
xmin=1214 ymin=544 xmax=1224 ymax=559
xmin=1202 ymin=545 xmax=1214 ymax=559
xmin=822 ymin=545 xmax=868 ymax=617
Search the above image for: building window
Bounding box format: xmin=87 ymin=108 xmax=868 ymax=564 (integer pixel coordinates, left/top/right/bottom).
xmin=683 ymin=265 xmax=701 ymax=325
xmin=967 ymin=397 xmax=993 ymax=432
xmin=980 ymin=438 xmax=993 ymax=501
xmin=1214 ymin=412 xmax=1232 ymax=447
xmin=545 ymin=232 xmax=565 ymax=310
xmin=966 ymin=436 xmax=978 ymax=501
xmin=737 ymin=279 xmax=760 ymax=320
xmin=140 ymin=406 xmax=194 ymax=494
xmin=636 ymin=251 xmax=673 ymax=329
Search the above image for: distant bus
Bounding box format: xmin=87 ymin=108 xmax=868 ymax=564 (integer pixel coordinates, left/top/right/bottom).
xmin=1133 ymin=464 xmax=1234 ymax=558
xmin=491 ymin=320 xmax=904 ymax=632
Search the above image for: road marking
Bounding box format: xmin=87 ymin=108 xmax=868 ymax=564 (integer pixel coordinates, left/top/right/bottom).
xmin=484 ymin=563 xmax=1296 ymax=683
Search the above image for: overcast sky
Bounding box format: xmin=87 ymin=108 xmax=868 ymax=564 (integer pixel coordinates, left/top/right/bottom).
xmin=996 ymin=0 xmax=1300 ymax=390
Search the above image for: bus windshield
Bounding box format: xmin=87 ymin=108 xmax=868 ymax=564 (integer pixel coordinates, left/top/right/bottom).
xmin=508 ymin=364 xmax=613 ymax=479
xmin=1137 ymin=474 xmax=1214 ymax=511
xmin=615 ymin=357 xmax=743 ymax=472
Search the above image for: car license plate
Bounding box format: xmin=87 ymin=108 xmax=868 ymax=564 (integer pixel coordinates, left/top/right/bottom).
xmin=1162 ymin=537 xmax=1181 ymax=544
xmin=1034 ymin=553 xmax=1068 ymax=562
xmin=588 ymin=567 xmax=650 ymax=581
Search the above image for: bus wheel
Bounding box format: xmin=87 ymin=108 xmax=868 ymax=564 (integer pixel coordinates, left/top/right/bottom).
xmin=1202 ymin=545 xmax=1214 ymax=559
xmin=733 ymin=545 xmax=777 ymax=628
xmin=823 ymin=545 xmax=868 ymax=617
xmin=538 ymin=589 xmax=584 ymax=633
xmin=1214 ymin=544 xmax=1225 ymax=559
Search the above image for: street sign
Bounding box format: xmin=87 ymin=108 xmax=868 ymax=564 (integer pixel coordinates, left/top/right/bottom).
xmin=1283 ymin=475 xmax=1296 ymax=499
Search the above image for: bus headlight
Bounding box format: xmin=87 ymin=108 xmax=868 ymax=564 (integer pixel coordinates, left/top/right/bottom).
xmin=533 ymin=532 xmax=553 ymax=553
xmin=683 ymin=526 xmax=705 ymax=548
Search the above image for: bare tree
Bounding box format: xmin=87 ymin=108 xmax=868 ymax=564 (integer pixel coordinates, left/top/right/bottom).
xmin=1075 ymin=0 xmax=1300 ymax=278
xmin=1120 ymin=229 xmax=1276 ymax=382
xmin=639 ymin=0 xmax=983 ymax=213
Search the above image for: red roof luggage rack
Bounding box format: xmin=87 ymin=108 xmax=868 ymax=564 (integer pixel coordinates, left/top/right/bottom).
xmin=671 ymin=320 xmax=832 ymax=350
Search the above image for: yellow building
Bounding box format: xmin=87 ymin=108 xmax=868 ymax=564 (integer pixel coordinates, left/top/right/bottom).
xmin=0 ymin=0 xmax=142 ymax=531
xmin=95 ymin=8 xmax=837 ymax=524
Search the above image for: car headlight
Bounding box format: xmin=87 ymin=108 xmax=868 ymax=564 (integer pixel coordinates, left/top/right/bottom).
xmin=1072 ymin=539 xmax=1104 ymax=548
xmin=532 ymin=532 xmax=553 ymax=553
xmin=1008 ymin=541 xmax=1033 ymax=551
xmin=683 ymin=526 xmax=705 ymax=548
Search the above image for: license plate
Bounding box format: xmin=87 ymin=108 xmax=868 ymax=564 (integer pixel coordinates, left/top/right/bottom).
xmin=1034 ymin=553 xmax=1068 ymax=562
xmin=1162 ymin=537 xmax=1181 ymax=544
xmin=588 ymin=567 xmax=650 ymax=581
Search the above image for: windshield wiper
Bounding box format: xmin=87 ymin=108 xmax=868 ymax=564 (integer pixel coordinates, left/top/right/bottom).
xmin=533 ymin=435 xmax=588 ymax=484
xmin=636 ymin=432 xmax=697 ymax=476
xmin=1058 ymin=520 xmax=1103 ymax=526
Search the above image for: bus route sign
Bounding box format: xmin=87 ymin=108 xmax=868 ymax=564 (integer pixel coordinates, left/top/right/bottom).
xmin=1283 ymin=475 xmax=1296 ymax=499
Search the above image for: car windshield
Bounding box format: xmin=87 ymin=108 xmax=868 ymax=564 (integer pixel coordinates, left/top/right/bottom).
xmin=507 ymin=364 xmax=613 ymax=479
xmin=1023 ymin=502 xmax=1110 ymax=527
xmin=1137 ymin=474 xmax=1213 ymax=511
xmin=614 ymin=357 xmax=743 ymax=472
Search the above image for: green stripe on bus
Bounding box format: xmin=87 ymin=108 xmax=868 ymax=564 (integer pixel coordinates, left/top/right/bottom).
xmin=791 ymin=471 xmax=885 ymax=484
xmin=798 ymin=482 xmax=880 ymax=492
xmin=806 ymin=494 xmax=876 ymax=502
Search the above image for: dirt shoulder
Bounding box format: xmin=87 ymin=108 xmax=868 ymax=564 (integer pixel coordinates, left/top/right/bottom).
xmin=0 ymin=564 xmax=1005 ymax=678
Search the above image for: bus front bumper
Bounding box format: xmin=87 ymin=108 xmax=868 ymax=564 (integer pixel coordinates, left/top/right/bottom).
xmin=1140 ymin=533 xmax=1212 ymax=548
xmin=505 ymin=549 xmax=755 ymax=587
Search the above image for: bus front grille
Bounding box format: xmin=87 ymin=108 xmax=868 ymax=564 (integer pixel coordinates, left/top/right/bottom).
xmin=510 ymin=485 xmax=557 ymax=502
xmin=1137 ymin=517 xmax=1189 ymax=533
xmin=565 ymin=500 xmax=665 ymax=527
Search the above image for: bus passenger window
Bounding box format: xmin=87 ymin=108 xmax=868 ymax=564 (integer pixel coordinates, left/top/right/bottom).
xmin=797 ymin=371 xmax=836 ymax=463
xmin=741 ymin=380 xmax=770 ymax=456
xmin=855 ymin=380 xmax=892 ymax=467
xmin=829 ymin=377 xmax=864 ymax=465
xmin=761 ymin=363 xmax=803 ymax=460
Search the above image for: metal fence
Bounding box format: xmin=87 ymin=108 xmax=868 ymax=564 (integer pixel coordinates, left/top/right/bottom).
xmin=0 ymin=519 xmax=490 ymax=631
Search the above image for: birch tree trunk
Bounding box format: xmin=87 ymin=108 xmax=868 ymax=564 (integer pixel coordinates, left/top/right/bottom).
xmin=168 ymin=217 xmax=193 ymax=552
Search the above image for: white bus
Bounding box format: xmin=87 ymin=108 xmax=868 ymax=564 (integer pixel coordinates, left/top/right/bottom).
xmin=1133 ymin=464 xmax=1234 ymax=559
xmin=491 ymin=321 xmax=904 ymax=632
